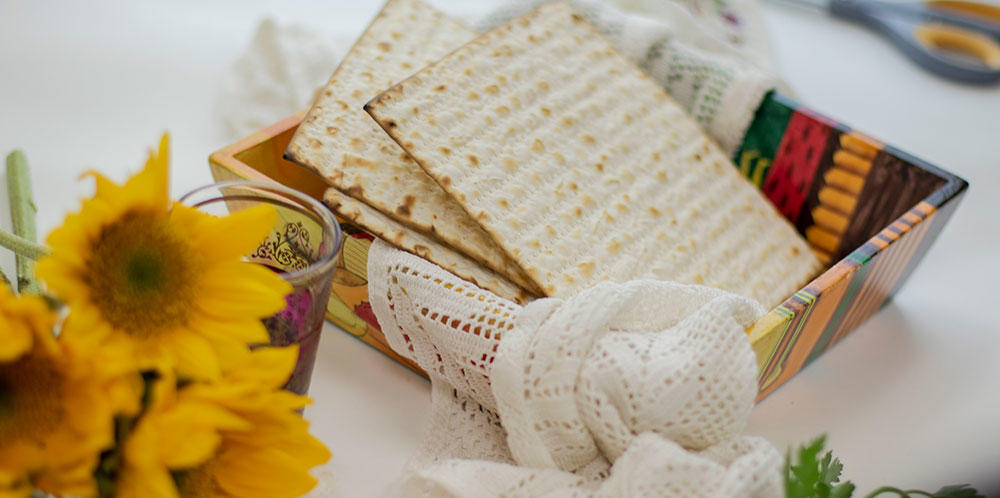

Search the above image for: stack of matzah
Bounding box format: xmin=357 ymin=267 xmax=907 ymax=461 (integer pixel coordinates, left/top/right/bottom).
xmin=286 ymin=0 xmax=821 ymax=308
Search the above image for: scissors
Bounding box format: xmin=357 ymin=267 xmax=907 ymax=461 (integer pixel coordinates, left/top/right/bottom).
xmin=772 ymin=0 xmax=1000 ymax=84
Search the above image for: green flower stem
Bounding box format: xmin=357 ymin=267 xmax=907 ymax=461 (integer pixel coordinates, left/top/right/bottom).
xmin=0 ymin=229 xmax=48 ymax=259
xmin=5 ymin=150 xmax=45 ymax=293
xmin=865 ymin=487 xmax=936 ymax=497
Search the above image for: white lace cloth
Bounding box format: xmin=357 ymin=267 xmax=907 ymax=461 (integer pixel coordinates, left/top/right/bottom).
xmin=369 ymin=239 xmax=783 ymax=497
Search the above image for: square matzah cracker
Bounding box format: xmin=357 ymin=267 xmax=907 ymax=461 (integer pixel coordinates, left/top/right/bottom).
xmin=285 ymin=0 xmax=541 ymax=294
xmin=365 ymin=2 xmax=821 ymax=307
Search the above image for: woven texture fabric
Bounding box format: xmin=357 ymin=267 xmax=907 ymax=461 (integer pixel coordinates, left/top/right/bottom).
xmin=369 ymin=240 xmax=783 ymax=497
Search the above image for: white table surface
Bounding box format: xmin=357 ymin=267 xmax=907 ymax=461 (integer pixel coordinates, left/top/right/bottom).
xmin=2 ymin=1 xmax=999 ymax=496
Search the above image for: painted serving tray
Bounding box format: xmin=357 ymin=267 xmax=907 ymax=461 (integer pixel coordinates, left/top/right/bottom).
xmin=209 ymin=92 xmax=967 ymax=399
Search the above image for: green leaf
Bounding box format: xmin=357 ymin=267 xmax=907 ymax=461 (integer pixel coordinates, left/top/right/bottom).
xmin=820 ymin=451 xmax=843 ymax=484
xmin=829 ymin=481 xmax=857 ymax=498
xmin=786 ymin=435 xmax=856 ymax=498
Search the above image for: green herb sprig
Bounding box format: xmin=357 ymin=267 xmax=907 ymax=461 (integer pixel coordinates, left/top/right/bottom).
xmin=785 ymin=436 xmax=983 ymax=498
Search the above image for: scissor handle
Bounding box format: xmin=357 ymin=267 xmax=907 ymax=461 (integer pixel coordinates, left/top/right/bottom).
xmin=831 ymin=0 xmax=1000 ymax=84
xmin=926 ymin=0 xmax=1000 ymax=25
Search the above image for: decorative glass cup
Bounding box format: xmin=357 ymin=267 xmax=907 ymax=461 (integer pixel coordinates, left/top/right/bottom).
xmin=180 ymin=181 xmax=342 ymax=395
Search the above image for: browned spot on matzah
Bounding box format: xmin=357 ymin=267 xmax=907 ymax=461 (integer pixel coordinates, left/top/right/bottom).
xmin=582 ymin=134 xmax=595 ymax=144
xmin=496 ymin=106 xmax=510 ymax=115
xmin=467 ymin=155 xmax=479 ymax=166
xmin=434 ymin=84 xmax=447 ymax=92
xmin=607 ymin=239 xmax=621 ymax=253
xmin=341 ymin=154 xmax=376 ymax=170
xmin=336 ymin=100 xmax=349 ymax=110
xmin=468 ymin=91 xmax=480 ymax=100
xmin=493 ymin=45 xmax=513 ymax=57
xmin=503 ymin=157 xmax=517 ymax=172
xmin=540 ymin=107 xmax=551 ymax=116
xmin=344 ymin=184 xmax=365 ymax=198
xmin=378 ymin=41 xmax=391 ymax=52
xmin=396 ymin=194 xmax=417 ymax=218
xmin=308 ymin=138 xmax=322 ymax=149
xmin=325 ymin=126 xmax=339 ymax=136
xmin=656 ymin=170 xmax=667 ymax=181
xmin=578 ymin=261 xmax=595 ymax=276
xmin=499 ymin=198 xmax=509 ymax=208
xmin=532 ymin=139 xmax=545 ymax=152
xmin=595 ymin=163 xmax=604 ymax=172
xmin=439 ymin=146 xmax=452 ymax=156
xmin=352 ymin=89 xmax=363 ymax=99
xmin=649 ymin=206 xmax=661 ymax=217
xmin=562 ymin=117 xmax=575 ymax=127
xmin=485 ymin=84 xmax=499 ymax=95
xmin=412 ymin=244 xmax=431 ymax=258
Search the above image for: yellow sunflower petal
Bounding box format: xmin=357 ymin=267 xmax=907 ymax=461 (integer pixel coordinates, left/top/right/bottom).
xmin=116 ymin=466 xmax=179 ymax=498
xmin=0 ymin=487 xmax=30 ymax=498
xmin=0 ymin=318 xmax=33 ymax=362
xmin=187 ymin=204 xmax=278 ymax=262
xmin=81 ymin=170 xmax=123 ymax=199
xmin=192 ymin=315 xmax=270 ymax=346
xmin=155 ymin=330 xmax=222 ymax=381
xmin=121 ymin=133 xmax=170 ymax=208
xmin=213 ymin=445 xmax=319 ymax=498
xmin=229 ymin=346 xmax=298 ymax=388
xmin=198 ymin=261 xmax=291 ymax=318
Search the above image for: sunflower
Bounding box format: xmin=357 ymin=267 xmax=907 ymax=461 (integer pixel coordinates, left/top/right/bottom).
xmin=0 ymin=285 xmax=142 ymax=497
xmin=36 ymin=134 xmax=292 ymax=380
xmin=116 ymin=347 xmax=330 ymax=498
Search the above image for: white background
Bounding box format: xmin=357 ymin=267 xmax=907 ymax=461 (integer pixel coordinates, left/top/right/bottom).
xmin=2 ymin=1 xmax=999 ymax=496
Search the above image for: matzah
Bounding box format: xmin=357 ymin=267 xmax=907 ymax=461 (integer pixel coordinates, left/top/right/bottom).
xmin=365 ymin=2 xmax=821 ymax=307
xmin=285 ymin=0 xmax=541 ymax=295
xmin=324 ymin=189 xmax=535 ymax=305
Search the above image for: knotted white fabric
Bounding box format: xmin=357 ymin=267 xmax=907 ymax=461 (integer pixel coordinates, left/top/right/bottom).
xmin=369 ymin=239 xmax=783 ymax=497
